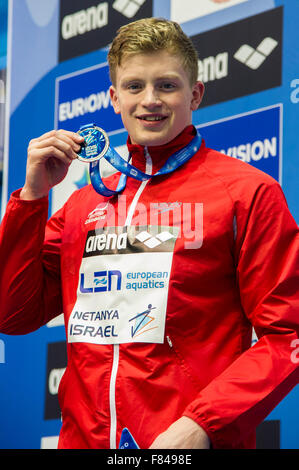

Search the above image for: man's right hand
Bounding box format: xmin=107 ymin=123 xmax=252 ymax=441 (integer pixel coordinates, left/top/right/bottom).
xmin=20 ymin=129 xmax=84 ymax=200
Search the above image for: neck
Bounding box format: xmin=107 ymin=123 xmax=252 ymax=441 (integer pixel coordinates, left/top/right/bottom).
xmin=127 ymin=125 xmax=197 ymax=173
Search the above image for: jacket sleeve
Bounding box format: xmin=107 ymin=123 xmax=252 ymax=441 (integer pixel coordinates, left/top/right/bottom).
xmin=183 ymin=181 xmax=299 ymax=448
xmin=0 ymin=189 xmax=65 ymax=335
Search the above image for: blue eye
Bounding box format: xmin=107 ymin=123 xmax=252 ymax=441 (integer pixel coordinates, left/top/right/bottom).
xmin=128 ymin=83 xmax=142 ymax=91
xmin=160 ymin=82 xmax=176 ymax=90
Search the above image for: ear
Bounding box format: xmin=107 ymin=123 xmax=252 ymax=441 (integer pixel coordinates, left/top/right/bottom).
xmin=190 ymin=81 xmax=205 ymax=111
xmin=109 ymin=86 xmax=121 ymax=114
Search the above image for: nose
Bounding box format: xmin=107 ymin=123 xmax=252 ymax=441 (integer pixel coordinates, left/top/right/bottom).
xmin=141 ymin=85 xmax=162 ymax=108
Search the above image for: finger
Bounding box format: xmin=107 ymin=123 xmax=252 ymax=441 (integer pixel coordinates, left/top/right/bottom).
xmin=30 ymin=145 xmax=75 ymax=166
xmin=32 ymin=129 xmax=84 ymax=146
xmin=57 ymin=129 xmax=85 ymax=144
xmin=32 ymin=136 xmax=80 ymax=160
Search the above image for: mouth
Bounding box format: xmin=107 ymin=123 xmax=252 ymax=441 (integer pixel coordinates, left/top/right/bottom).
xmin=136 ymin=114 xmax=168 ymax=122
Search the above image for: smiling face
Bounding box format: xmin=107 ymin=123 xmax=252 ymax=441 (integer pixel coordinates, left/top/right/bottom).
xmin=109 ymin=50 xmax=204 ymax=147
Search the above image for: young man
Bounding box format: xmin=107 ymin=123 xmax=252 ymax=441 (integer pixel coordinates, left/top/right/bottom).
xmin=0 ymin=18 xmax=298 ymax=449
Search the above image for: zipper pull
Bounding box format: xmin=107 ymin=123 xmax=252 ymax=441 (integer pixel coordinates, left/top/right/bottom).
xmin=166 ymin=335 xmax=173 ymax=348
xmin=144 ymin=146 xmax=153 ymax=174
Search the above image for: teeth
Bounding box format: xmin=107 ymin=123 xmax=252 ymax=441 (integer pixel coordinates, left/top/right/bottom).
xmin=141 ymin=116 xmax=164 ymax=121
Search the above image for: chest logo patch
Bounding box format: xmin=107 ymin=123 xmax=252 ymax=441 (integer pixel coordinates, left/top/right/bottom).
xmin=68 ymin=225 xmax=179 ymax=345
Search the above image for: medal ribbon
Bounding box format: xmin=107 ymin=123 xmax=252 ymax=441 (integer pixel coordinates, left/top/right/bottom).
xmin=78 ymin=123 xmax=202 ymax=197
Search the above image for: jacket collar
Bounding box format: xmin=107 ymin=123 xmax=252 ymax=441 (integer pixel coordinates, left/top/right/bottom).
xmin=126 ymin=125 xmax=198 ymax=174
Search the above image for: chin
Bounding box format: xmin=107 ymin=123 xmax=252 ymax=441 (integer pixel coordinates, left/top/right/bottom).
xmin=142 ymin=138 xmax=169 ymax=147
xmin=132 ymin=132 xmax=176 ymax=148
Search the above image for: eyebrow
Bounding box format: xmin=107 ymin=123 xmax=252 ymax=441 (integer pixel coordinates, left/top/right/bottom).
xmin=119 ymin=74 xmax=182 ymax=85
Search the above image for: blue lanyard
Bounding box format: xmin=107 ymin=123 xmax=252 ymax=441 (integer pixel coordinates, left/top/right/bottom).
xmin=77 ymin=123 xmax=202 ymax=197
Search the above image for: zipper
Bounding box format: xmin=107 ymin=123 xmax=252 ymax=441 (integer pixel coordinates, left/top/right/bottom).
xmin=109 ymin=343 xmax=119 ymax=449
xmin=109 ymin=147 xmax=153 ymax=449
xmin=166 ymin=335 xmax=173 ymax=348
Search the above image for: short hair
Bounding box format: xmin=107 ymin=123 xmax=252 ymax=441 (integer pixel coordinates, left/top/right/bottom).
xmin=108 ymin=17 xmax=199 ymax=86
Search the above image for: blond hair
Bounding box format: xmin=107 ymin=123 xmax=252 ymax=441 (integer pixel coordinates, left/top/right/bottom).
xmin=108 ymin=17 xmax=198 ymax=86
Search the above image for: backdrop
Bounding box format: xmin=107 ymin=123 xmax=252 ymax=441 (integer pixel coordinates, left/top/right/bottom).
xmin=0 ymin=0 xmax=298 ymax=449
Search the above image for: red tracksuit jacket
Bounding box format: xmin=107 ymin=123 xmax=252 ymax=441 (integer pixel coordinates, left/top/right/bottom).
xmin=0 ymin=126 xmax=298 ymax=449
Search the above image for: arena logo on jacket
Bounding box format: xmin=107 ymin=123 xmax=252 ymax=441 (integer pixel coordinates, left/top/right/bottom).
xmin=68 ymin=226 xmax=179 ymax=345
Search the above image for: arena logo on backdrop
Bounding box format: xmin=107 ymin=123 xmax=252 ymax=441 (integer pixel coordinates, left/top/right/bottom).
xmin=112 ymin=0 xmax=147 ymax=19
xmin=197 ymin=104 xmax=282 ymax=183
xmin=197 ymin=36 xmax=278 ymax=84
xmin=59 ymin=0 xmax=153 ymax=62
xmin=192 ymin=7 xmax=283 ymax=107
xmin=61 ymin=0 xmax=148 ymax=40
xmin=233 ymin=37 xmax=278 ymax=71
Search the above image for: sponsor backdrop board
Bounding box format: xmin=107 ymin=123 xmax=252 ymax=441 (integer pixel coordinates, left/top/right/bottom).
xmin=192 ymin=7 xmax=283 ymax=108
xmin=0 ymin=0 xmax=298 ymax=449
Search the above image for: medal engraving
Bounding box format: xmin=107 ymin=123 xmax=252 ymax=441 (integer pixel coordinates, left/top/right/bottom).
xmin=77 ymin=125 xmax=109 ymax=162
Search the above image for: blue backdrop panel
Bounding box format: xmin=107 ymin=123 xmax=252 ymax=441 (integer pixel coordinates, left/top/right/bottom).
xmin=198 ymin=105 xmax=282 ymax=183
xmin=55 ymin=63 xmax=123 ymax=133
